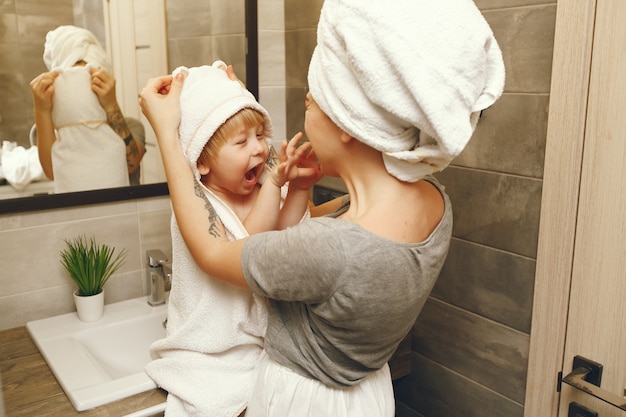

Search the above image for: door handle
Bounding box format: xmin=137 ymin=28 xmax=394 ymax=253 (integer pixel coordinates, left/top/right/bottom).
xmin=560 ymin=355 xmax=626 ymax=412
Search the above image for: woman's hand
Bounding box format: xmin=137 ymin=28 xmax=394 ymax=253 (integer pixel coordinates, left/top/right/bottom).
xmin=30 ymin=71 xmax=59 ymax=179
xmin=89 ymin=67 xmax=118 ymax=112
xmin=224 ymin=64 xmax=246 ymax=89
xmin=30 ymin=71 xmax=59 ymax=113
xmin=139 ymin=73 xmax=185 ymax=144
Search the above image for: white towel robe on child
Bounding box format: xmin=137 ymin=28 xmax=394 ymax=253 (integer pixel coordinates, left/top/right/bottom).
xmin=51 ymin=67 xmax=129 ymax=193
xmin=146 ymin=181 xmax=300 ymax=417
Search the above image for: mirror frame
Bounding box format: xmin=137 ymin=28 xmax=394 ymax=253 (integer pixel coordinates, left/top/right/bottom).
xmin=0 ymin=0 xmax=258 ymax=215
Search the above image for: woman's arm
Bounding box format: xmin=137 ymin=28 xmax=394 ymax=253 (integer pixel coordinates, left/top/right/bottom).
xmin=140 ymin=73 xmax=249 ymax=288
xmin=30 ymin=71 xmax=59 ymax=179
xmin=90 ymin=67 xmax=146 ymax=175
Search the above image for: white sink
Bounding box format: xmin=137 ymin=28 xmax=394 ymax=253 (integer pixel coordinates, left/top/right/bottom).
xmin=26 ymin=296 xmax=167 ymax=411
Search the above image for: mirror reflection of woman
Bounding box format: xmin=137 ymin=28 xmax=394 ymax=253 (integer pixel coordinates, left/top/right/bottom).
xmin=30 ymin=25 xmax=145 ymax=193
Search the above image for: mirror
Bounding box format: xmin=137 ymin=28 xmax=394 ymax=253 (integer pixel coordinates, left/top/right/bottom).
xmin=0 ymin=0 xmax=258 ymax=214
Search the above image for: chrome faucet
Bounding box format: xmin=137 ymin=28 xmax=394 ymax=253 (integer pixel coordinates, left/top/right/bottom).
xmin=146 ymin=249 xmax=172 ymax=306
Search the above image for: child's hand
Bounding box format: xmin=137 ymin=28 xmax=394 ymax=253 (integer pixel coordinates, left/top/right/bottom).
xmin=289 ymin=145 xmax=323 ymax=191
xmin=270 ymin=133 xmax=322 ymax=188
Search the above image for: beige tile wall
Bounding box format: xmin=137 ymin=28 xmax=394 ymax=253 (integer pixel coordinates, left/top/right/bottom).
xmin=258 ymin=0 xmax=322 ymax=146
xmin=258 ymin=0 xmax=287 ymax=146
xmin=0 ymin=196 xmax=172 ymax=331
xmin=166 ymin=0 xmax=247 ymax=79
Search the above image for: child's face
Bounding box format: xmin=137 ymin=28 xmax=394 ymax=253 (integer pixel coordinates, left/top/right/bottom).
xmin=199 ymin=123 xmax=269 ymax=196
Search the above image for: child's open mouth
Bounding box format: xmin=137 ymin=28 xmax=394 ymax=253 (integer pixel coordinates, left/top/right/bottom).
xmin=245 ymin=164 xmax=262 ymax=183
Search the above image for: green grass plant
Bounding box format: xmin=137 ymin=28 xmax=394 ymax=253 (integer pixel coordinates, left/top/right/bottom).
xmin=60 ymin=236 xmax=127 ymax=296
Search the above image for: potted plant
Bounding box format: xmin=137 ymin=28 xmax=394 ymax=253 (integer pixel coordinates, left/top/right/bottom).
xmin=60 ymin=235 xmax=127 ymax=322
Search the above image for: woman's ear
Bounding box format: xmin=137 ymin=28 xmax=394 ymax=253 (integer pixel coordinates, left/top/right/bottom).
xmin=339 ymin=131 xmax=354 ymax=144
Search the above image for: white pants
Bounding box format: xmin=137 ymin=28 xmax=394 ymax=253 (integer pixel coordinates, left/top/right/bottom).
xmin=246 ymin=352 xmax=395 ymax=417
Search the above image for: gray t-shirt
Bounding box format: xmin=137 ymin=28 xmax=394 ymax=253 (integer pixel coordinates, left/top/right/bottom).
xmin=242 ymin=178 xmax=452 ymax=388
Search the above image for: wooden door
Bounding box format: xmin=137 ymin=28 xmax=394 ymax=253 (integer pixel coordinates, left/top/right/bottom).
xmin=525 ymin=1 xmax=626 ymax=416
xmin=557 ymin=0 xmax=626 ymax=414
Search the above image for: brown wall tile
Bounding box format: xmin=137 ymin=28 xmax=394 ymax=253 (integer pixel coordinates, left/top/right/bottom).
xmin=395 ymin=354 xmax=524 ymax=417
xmin=412 ymin=298 xmax=530 ymax=403
xmin=455 ymin=93 xmax=548 ymax=179
xmin=432 ymin=238 xmax=535 ymax=333
xmin=285 ymin=28 xmax=316 ymax=87
xmin=436 ymin=167 xmax=542 ymax=258
xmin=485 ymin=5 xmax=556 ymax=93
xmin=285 ymin=0 xmax=323 ymax=30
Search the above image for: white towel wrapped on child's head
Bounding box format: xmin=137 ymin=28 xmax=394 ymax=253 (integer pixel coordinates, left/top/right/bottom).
xmin=175 ymin=62 xmax=273 ymax=181
xmin=308 ymin=0 xmax=505 ymax=182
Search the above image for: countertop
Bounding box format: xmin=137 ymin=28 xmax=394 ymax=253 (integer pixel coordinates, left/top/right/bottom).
xmin=0 ymin=326 xmax=410 ymax=416
xmin=0 ymin=326 xmax=166 ymax=417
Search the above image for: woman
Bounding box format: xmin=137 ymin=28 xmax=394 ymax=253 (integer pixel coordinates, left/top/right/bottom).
xmin=140 ymin=1 xmax=504 ymax=415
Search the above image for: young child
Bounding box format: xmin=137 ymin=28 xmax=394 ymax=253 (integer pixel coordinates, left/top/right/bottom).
xmin=145 ymin=62 xmax=321 ymax=417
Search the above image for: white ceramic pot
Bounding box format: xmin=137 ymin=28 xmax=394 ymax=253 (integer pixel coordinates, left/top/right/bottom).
xmin=73 ymin=289 xmax=105 ymax=322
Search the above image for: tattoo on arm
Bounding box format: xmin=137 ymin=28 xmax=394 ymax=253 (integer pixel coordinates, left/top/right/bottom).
xmin=266 ymin=146 xmax=279 ymax=169
xmin=106 ymin=108 xmax=132 ymax=139
xmin=194 ymin=182 xmax=222 ymax=237
xmin=127 ymin=139 xmax=139 ymax=156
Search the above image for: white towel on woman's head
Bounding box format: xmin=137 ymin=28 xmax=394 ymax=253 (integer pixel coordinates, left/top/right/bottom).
xmin=175 ymin=62 xmax=273 ymax=181
xmin=308 ymin=0 xmax=505 ymax=182
xmin=43 ymin=25 xmax=111 ymax=72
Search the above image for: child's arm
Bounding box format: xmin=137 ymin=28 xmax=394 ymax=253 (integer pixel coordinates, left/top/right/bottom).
xmin=243 ymin=133 xmax=320 ymax=233
xmin=276 ymin=137 xmax=323 ymax=228
xmin=242 ymin=161 xmax=282 ymax=234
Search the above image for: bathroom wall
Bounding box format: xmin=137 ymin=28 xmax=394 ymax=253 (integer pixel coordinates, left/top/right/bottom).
xmin=0 ymin=196 xmax=172 ymax=331
xmin=165 ymin=0 xmax=247 ymax=85
xmin=257 ymin=0 xmax=286 ymax=144
xmin=273 ymin=1 xmax=555 ymax=416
